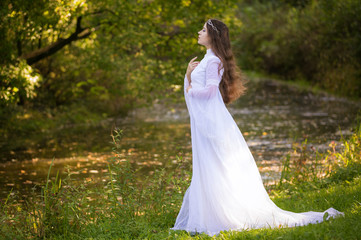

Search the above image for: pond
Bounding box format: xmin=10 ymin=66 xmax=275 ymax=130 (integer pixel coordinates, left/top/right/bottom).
xmin=0 ymin=78 xmax=360 ymax=200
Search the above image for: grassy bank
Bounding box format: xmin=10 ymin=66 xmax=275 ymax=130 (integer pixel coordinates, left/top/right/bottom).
xmin=1 ymin=123 xmax=360 ymax=239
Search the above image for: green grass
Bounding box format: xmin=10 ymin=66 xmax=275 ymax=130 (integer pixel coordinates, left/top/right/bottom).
xmin=1 ymin=124 xmax=360 ymax=239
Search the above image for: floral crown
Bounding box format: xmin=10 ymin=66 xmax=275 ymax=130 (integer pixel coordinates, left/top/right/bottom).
xmin=207 ymin=19 xmax=219 ymax=34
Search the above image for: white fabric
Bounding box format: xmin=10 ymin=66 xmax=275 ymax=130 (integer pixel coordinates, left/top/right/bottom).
xmin=170 ymin=48 xmax=343 ymax=236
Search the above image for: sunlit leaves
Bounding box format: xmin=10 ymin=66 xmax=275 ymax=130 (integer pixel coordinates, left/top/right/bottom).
xmin=1 ymin=0 xmax=242 ymax=110
xmin=0 ymin=60 xmax=42 ymax=106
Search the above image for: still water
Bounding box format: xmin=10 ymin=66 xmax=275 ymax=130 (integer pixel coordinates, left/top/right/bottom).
xmin=1 ymin=78 xmax=360 ymax=200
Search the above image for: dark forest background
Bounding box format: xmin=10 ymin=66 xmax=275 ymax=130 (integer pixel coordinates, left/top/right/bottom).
xmin=1 ymin=0 xmax=360 ymax=129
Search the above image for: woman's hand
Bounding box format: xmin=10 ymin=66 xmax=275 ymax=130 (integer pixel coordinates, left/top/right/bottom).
xmin=186 ymin=56 xmax=199 ymax=84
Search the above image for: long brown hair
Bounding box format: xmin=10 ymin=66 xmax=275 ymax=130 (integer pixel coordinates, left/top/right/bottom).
xmin=206 ymin=19 xmax=246 ymax=104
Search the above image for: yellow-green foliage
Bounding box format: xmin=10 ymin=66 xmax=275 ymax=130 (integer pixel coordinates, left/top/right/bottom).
xmin=0 ymin=0 xmax=240 ymax=111
xmin=276 ymin=120 xmax=361 ymax=194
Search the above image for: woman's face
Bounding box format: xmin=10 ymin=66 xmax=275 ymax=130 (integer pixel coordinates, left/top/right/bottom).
xmin=198 ymin=22 xmax=211 ymax=48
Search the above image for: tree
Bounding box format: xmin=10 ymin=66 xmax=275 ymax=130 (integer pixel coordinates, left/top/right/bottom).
xmin=0 ymin=0 xmax=240 ymax=108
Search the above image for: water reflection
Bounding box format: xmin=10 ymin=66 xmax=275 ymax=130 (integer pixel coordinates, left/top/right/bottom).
xmin=0 ymin=78 xmax=360 ymax=200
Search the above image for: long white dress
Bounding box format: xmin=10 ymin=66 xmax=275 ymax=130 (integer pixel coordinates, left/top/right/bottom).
xmin=170 ymin=48 xmax=343 ymax=237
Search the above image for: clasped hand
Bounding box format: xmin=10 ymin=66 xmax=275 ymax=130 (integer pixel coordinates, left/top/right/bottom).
xmin=186 ymin=56 xmax=199 ymax=93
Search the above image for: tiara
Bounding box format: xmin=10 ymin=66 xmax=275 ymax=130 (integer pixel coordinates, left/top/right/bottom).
xmin=207 ymin=19 xmax=219 ymax=34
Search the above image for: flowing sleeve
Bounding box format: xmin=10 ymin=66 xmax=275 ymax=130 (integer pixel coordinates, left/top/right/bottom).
xmin=186 ymin=57 xmax=230 ymax=140
xmin=184 ymin=75 xmax=191 ymax=112
xmin=187 ymin=57 xmax=221 ymax=99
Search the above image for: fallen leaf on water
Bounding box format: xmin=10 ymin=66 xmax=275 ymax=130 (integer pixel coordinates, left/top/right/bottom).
xmin=23 ymin=180 xmax=33 ymax=184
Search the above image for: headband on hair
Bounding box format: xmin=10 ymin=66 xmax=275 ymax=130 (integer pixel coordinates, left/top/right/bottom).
xmin=207 ymin=19 xmax=219 ymax=34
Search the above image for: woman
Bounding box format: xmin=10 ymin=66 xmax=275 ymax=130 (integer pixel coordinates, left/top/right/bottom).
xmin=170 ymin=19 xmax=343 ymax=237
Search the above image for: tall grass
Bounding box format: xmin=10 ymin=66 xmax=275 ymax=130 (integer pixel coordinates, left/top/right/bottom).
xmin=273 ymin=121 xmax=361 ymax=195
xmin=1 ymin=123 xmax=360 ymax=239
xmin=0 ymin=128 xmax=191 ymax=239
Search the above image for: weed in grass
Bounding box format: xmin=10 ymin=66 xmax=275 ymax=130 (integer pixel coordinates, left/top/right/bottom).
xmin=274 ymin=122 xmax=361 ymax=195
